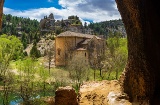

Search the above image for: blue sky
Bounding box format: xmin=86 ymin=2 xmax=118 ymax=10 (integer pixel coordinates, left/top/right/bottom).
xmin=3 ymin=0 xmax=121 ymax=24
xmin=4 ymin=0 xmax=63 ymax=10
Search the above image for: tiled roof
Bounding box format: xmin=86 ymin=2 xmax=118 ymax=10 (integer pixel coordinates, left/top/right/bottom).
xmin=57 ymin=31 xmax=101 ymax=39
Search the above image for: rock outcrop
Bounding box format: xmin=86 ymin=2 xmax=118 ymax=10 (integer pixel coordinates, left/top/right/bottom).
xmin=116 ymin=0 xmax=160 ymax=104
xmin=79 ymin=80 xmax=131 ymax=105
xmin=55 ymin=86 xmax=78 ymax=105
xmin=0 ymin=0 xmax=4 ymax=31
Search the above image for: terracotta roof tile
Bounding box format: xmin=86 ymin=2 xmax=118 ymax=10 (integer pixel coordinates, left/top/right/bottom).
xmin=57 ymin=31 xmax=101 ymax=39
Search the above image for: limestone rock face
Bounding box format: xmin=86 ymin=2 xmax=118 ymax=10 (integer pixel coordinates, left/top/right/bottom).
xmin=107 ymin=91 xmax=130 ymax=105
xmin=116 ymin=0 xmax=160 ymax=104
xmin=79 ymin=80 xmax=131 ymax=105
xmin=55 ymin=86 xmax=78 ymax=105
xmin=0 ymin=0 xmax=4 ymax=31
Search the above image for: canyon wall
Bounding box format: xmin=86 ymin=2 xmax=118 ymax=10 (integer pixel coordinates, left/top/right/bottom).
xmin=116 ymin=0 xmax=160 ymax=104
xmin=0 ymin=0 xmax=4 ymax=31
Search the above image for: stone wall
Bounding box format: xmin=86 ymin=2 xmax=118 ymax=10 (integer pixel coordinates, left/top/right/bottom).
xmin=55 ymin=36 xmax=85 ymax=66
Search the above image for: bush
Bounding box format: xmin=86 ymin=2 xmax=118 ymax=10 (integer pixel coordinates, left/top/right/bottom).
xmin=23 ymin=51 xmax=28 ymax=56
xmin=30 ymin=45 xmax=41 ymax=58
xmin=72 ymin=82 xmax=81 ymax=95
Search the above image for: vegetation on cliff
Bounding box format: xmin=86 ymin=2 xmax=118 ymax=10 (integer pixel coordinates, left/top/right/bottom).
xmin=1 ymin=14 xmax=40 ymax=49
xmin=88 ymin=19 xmax=126 ymax=37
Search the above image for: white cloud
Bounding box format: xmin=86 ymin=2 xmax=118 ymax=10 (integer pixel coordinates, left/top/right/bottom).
xmin=4 ymin=7 xmax=67 ymax=21
xmin=3 ymin=0 xmax=121 ymax=24
xmin=59 ymin=0 xmax=86 ymax=8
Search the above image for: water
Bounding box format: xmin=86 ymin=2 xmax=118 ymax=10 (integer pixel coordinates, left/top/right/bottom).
xmin=0 ymin=93 xmax=22 ymax=105
xmin=0 ymin=91 xmax=54 ymax=105
xmin=10 ymin=99 xmax=22 ymax=105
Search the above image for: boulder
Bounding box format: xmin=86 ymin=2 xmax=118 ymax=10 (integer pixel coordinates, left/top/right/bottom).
xmin=55 ymin=86 xmax=78 ymax=105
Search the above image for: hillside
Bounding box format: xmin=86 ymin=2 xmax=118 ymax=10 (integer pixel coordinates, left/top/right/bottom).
xmin=88 ymin=19 xmax=126 ymax=37
xmin=1 ymin=14 xmax=40 ymax=48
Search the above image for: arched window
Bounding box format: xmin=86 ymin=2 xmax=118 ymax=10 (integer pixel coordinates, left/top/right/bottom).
xmin=85 ymin=52 xmax=86 ymax=57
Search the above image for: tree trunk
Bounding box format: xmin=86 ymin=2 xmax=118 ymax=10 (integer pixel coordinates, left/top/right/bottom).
xmin=116 ymin=0 xmax=160 ymax=104
xmin=43 ymin=81 xmax=46 ymax=97
xmin=115 ymin=68 xmax=118 ymax=80
xmin=99 ymin=68 xmax=102 ymax=78
xmin=0 ymin=0 xmax=4 ymax=32
xmin=94 ymin=69 xmax=96 ymax=81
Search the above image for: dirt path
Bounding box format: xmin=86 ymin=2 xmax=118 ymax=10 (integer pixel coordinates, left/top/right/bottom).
xmin=79 ymin=80 xmax=132 ymax=105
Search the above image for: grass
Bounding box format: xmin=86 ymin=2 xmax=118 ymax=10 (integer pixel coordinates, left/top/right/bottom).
xmin=10 ymin=58 xmax=123 ymax=82
xmin=0 ymin=57 xmax=124 ymax=105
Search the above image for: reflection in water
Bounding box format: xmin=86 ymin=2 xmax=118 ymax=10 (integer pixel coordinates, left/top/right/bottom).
xmin=0 ymin=91 xmax=54 ymax=105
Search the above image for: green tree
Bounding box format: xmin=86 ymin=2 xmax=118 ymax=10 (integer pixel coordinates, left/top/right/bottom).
xmin=0 ymin=34 xmax=23 ymax=105
xmin=38 ymin=64 xmax=50 ymax=97
xmin=30 ymin=43 xmax=41 ymax=59
xmin=16 ymin=58 xmax=36 ymax=105
xmin=104 ymin=32 xmax=127 ymax=80
xmin=2 ymin=14 xmax=39 ymax=48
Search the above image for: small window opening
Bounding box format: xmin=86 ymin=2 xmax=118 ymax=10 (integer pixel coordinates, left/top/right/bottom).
xmin=57 ymin=48 xmax=61 ymax=55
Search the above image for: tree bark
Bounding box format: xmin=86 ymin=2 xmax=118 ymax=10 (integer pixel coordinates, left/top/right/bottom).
xmin=116 ymin=0 xmax=160 ymax=104
xmin=0 ymin=0 xmax=4 ymax=32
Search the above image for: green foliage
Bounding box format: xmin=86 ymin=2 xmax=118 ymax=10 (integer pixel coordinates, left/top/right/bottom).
xmin=55 ymin=27 xmax=62 ymax=35
xmin=0 ymin=34 xmax=23 ymax=104
xmin=104 ymin=32 xmax=128 ymax=80
xmin=30 ymin=44 xmax=41 ymax=58
xmin=67 ymin=55 xmax=90 ymax=83
xmin=0 ymin=34 xmax=23 ymax=61
xmin=23 ymin=51 xmax=28 ymax=56
xmin=88 ymin=19 xmax=125 ymax=36
xmin=53 ymin=80 xmax=68 ymax=91
xmin=31 ymin=99 xmax=47 ymax=105
xmin=1 ymin=14 xmax=40 ymax=47
xmin=68 ymin=15 xmax=82 ymax=25
xmin=15 ymin=58 xmax=37 ymax=104
xmin=68 ymin=15 xmax=79 ymax=20
xmin=50 ymin=35 xmax=55 ymax=40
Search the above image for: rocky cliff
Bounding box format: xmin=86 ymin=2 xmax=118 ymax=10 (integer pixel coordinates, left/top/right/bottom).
xmin=116 ymin=0 xmax=160 ymax=104
xmin=0 ymin=0 xmax=4 ymax=31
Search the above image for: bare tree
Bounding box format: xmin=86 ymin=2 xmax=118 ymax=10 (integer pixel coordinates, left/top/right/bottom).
xmin=46 ymin=40 xmax=54 ymax=75
xmin=67 ymin=54 xmax=90 ymax=86
xmin=88 ymin=37 xmax=105 ymax=80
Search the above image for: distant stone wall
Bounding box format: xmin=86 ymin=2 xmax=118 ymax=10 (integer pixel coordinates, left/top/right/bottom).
xmin=55 ymin=37 xmax=66 ymax=66
xmin=55 ymin=35 xmax=105 ymax=67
